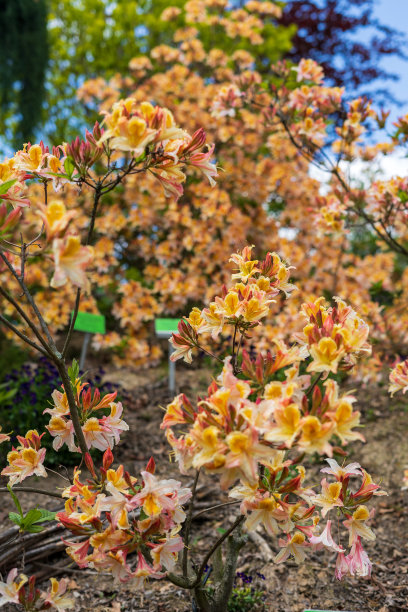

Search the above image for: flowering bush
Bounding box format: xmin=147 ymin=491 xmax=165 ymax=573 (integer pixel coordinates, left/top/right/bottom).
xmin=0 ymin=14 xmax=397 ymax=609
xmin=2 ymin=1 xmax=407 ymax=384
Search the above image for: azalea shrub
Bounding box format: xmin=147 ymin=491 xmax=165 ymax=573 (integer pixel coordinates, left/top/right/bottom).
xmin=0 ymin=113 xmax=384 ymax=608
xmin=2 ymin=0 xmax=407 ymax=386
xmin=0 ymin=16 xmax=400 ymax=611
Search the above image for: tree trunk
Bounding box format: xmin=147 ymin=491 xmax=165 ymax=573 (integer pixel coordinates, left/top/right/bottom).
xmin=192 ymin=528 xmax=247 ymax=612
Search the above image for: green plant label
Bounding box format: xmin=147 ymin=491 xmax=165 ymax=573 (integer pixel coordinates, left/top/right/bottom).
xmin=73 ymin=311 xmax=106 ymax=334
xmin=155 ymin=318 xmax=180 ymax=336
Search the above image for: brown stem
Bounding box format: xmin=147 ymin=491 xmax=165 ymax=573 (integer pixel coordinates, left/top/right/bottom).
xmin=0 ymin=251 xmax=59 ymax=355
xmin=56 ymin=361 xmax=89 ymax=460
xmin=194 ymin=343 xmax=223 ymax=363
xmin=231 ymin=322 xmax=239 ymax=374
xmin=306 ymin=372 xmax=324 ymax=397
xmin=0 ymin=314 xmax=49 ymax=358
xmin=0 ymin=487 xmax=63 ymax=499
xmin=182 ymin=469 xmax=200 ymax=578
xmin=62 ymin=182 xmax=102 ymax=358
xmin=192 ymin=514 xmax=245 ymax=588
xmin=192 ymin=500 xmax=240 ymax=521
xmin=0 ymin=286 xmax=53 ymax=357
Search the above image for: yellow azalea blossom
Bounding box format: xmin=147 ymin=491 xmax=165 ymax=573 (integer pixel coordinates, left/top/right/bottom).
xmin=333 ymin=400 xmax=365 ymax=444
xmin=215 ymin=291 xmax=241 ymax=318
xmin=264 ymin=403 xmax=301 ymax=446
xmin=187 ymin=306 xmax=203 ymax=330
xmin=244 ymin=496 xmax=280 ymax=535
xmin=242 ymin=296 xmax=272 ymax=323
xmin=191 ymin=425 xmax=226 ymax=469
xmin=231 ymin=259 xmax=259 ymax=282
xmin=313 ymin=479 xmax=343 ymax=517
xmin=225 ymin=429 xmax=273 ymax=485
xmin=42 ymin=578 xmax=74 ymax=610
xmin=389 ymin=359 xmax=408 ymax=396
xmin=37 ymin=199 xmax=75 ymax=240
xmin=1 ymin=446 xmax=47 ymax=486
xmin=343 ymin=505 xmax=375 ymax=546
xmin=205 ymin=389 xmax=231 ymax=418
xmin=90 ymin=525 xmax=131 ymax=552
xmin=200 ymin=303 xmax=224 ymax=338
xmin=51 ymin=236 xmax=93 ymax=291
xmin=0 ymin=425 xmax=10 ymax=445
xmin=0 ymin=568 xmax=28 ymax=606
xmin=308 ymin=337 xmax=343 ymax=373
xmin=275 ymin=532 xmax=309 ymax=564
xmin=106 ymin=465 xmax=136 ymax=493
xmin=297 ymin=416 xmax=334 ymax=455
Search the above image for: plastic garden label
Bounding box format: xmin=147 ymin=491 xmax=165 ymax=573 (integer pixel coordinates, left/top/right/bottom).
xmin=73 ymin=311 xmax=106 ymax=334
xmin=155 ymin=318 xmax=180 ymax=337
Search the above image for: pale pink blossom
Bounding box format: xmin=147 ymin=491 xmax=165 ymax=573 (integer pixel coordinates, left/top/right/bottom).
xmin=309 ymin=520 xmax=344 ymax=553
xmin=0 ymin=568 xmax=27 ymax=606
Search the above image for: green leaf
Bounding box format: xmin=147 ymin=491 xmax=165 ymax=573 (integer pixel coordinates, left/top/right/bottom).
xmin=68 ymin=358 xmax=80 ymax=384
xmin=24 ymin=524 xmax=44 ymax=533
xmin=8 ymin=512 xmax=22 ymax=526
xmin=0 ymin=178 xmax=17 ymax=196
xmin=64 ymin=156 xmax=75 ymax=179
xmin=139 ymin=508 xmax=149 ymax=521
xmin=7 ymin=484 xmax=23 ymax=516
xmin=22 ymin=508 xmax=43 ymax=527
xmin=34 ymin=508 xmax=57 ymax=523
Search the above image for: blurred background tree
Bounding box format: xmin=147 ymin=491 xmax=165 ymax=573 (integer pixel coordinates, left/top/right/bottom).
xmin=0 ymin=1 xmax=405 ymax=147
xmin=0 ymin=0 xmax=48 ymax=148
xmin=280 ymin=0 xmax=407 ymax=104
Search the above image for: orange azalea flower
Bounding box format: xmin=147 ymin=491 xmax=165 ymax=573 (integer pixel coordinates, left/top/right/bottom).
xmin=1 ymin=445 xmax=47 ymax=486
xmin=51 ymin=236 xmax=93 ymax=291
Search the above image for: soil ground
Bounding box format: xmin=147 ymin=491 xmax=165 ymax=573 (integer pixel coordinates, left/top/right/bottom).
xmin=1 ymin=364 xmax=408 ymax=612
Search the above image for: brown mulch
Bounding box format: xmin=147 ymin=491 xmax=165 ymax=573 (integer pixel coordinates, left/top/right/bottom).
xmin=1 ymin=365 xmax=407 ymax=611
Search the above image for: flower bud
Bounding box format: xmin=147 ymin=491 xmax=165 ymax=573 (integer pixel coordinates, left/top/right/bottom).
xmin=84 ymin=452 xmax=97 ymax=478
xmin=145 ymin=456 xmax=156 ymax=474
xmin=103 ymin=447 xmax=114 ymax=470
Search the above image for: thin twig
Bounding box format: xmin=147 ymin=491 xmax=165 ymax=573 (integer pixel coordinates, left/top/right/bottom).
xmin=193 ymin=500 xmax=240 ymax=520
xmin=0 ymin=285 xmax=53 ymax=357
xmin=0 ymin=251 xmax=59 ymax=355
xmin=306 ymin=372 xmax=323 ymax=397
xmin=182 ymin=469 xmax=200 ymax=579
xmin=0 ymin=487 xmax=63 ymax=499
xmin=0 ymin=314 xmax=49 ymax=357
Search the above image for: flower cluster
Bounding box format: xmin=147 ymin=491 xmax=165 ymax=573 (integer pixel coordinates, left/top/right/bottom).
xmin=389 ymin=358 xmax=408 ymax=396
xmin=57 ymin=453 xmax=190 ymax=586
xmin=1 ymin=429 xmax=46 ymax=486
xmin=295 ymin=296 xmax=371 ymax=374
xmin=44 ymin=380 xmax=128 ymax=453
xmin=0 ymin=568 xmax=73 ymax=611
xmin=170 ymin=246 xmax=296 ymax=362
xmin=163 ymin=350 xmax=365 ymax=477
xmin=100 ymin=99 xmax=216 ymax=199
xmin=0 ymin=98 xmax=216 ymax=298
xmin=161 ymin=246 xmax=382 ymax=578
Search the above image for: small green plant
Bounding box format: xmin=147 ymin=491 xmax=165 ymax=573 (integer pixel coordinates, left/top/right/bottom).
xmin=205 ymin=569 xmax=266 ymax=612
xmin=7 ymin=484 xmax=56 ymax=533
xmin=228 ymin=572 xmax=266 ymax=612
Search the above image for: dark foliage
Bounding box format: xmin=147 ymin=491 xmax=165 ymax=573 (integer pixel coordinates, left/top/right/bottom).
xmin=280 ymin=0 xmax=407 ymax=103
xmin=0 ymin=0 xmax=48 ymax=147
